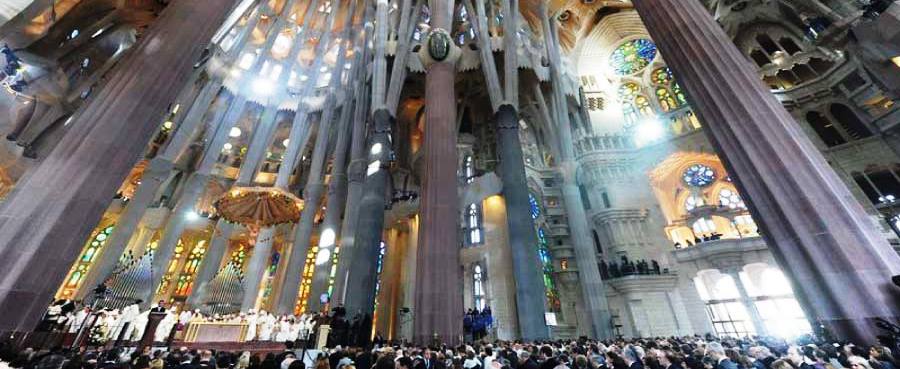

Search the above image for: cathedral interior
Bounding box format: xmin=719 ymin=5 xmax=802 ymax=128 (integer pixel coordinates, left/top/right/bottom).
xmin=0 ymin=0 xmax=899 ymax=346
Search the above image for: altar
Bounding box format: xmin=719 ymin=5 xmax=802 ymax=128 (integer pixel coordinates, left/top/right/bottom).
xmin=183 ymin=321 xmax=249 ymax=343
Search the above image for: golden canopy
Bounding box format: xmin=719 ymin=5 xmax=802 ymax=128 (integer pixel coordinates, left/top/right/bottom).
xmin=214 ymin=186 xmax=304 ymax=229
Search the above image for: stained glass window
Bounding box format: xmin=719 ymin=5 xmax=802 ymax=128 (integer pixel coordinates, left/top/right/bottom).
xmin=467 ymin=204 xmax=483 ymax=245
xmin=529 ymin=193 xmax=541 ymax=219
xmin=618 ymin=83 xmax=652 ymax=124
xmin=473 ymin=264 xmax=485 ymax=311
xmin=652 ymin=67 xmax=674 ymax=85
xmin=718 ymin=188 xmax=746 ymax=209
xmin=657 ymin=88 xmax=678 ymax=112
xmin=537 ymin=228 xmax=560 ymax=312
xmin=609 ymin=39 xmax=657 ymax=76
xmin=685 ymin=194 xmax=705 ymax=212
xmin=173 ymin=240 xmax=207 ymax=296
xmin=683 ymin=164 xmax=716 ymax=187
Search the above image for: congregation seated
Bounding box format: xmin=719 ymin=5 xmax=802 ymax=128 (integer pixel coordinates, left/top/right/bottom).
xmin=2 ymin=333 xmax=898 ymax=369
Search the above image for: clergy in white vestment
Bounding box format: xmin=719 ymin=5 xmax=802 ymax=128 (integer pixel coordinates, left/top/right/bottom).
xmin=245 ymin=309 xmax=259 ymax=341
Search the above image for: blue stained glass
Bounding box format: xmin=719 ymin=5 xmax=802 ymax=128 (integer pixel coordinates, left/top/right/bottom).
xmin=610 ymin=39 xmax=658 ymax=76
xmin=683 ymin=164 xmax=717 ymax=187
xmin=529 ymin=194 xmax=541 ymax=219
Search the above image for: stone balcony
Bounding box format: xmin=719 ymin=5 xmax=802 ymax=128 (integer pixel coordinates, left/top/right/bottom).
xmin=672 ymin=236 xmax=770 ymax=271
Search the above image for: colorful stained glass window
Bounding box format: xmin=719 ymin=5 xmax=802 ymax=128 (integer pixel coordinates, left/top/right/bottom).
xmin=536 ymin=228 xmax=560 ymax=312
xmin=657 ymin=88 xmax=678 ymax=112
xmin=296 ymin=246 xmax=317 ymax=314
xmin=635 ymin=95 xmax=653 ymax=115
xmin=651 ymin=67 xmax=674 ymax=85
xmin=173 ymin=240 xmax=207 ymax=296
xmin=529 ymin=193 xmax=541 ymax=220
xmin=683 ymin=164 xmax=716 ymax=187
xmin=609 ymin=39 xmax=657 ymax=76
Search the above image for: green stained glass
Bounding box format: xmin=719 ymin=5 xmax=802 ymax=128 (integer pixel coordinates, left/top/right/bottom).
xmin=610 ymin=39 xmax=657 ymax=76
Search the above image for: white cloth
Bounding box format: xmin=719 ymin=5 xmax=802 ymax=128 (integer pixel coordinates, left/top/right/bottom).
xmin=131 ymin=310 xmax=150 ymax=340
xmin=275 ymin=320 xmax=292 ymax=342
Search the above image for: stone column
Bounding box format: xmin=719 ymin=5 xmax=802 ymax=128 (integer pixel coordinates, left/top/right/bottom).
xmin=539 ymin=9 xmax=613 ymax=338
xmin=0 ymin=0 xmax=237 ymax=334
xmin=413 ymin=0 xmax=463 ymax=342
xmin=186 ymin=221 xmax=234 ymax=307
xmin=632 ymin=0 xmax=900 ymax=343
xmin=76 ymin=81 xmax=221 ymax=299
xmin=242 ymin=227 xmax=275 ymax=310
xmin=274 ymin=104 xmax=336 ymax=314
xmin=343 ymin=109 xmax=393 ymax=317
xmin=494 ymin=105 xmax=549 ymax=340
xmin=305 ymin=99 xmax=354 ymax=312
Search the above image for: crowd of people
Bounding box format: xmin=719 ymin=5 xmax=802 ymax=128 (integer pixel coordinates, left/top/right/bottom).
xmin=463 ymin=309 xmax=493 ymax=341
xmin=1 ymin=334 xmax=898 ymax=369
xmin=42 ymin=299 xmax=325 ymax=346
xmin=599 ymin=257 xmax=664 ymax=280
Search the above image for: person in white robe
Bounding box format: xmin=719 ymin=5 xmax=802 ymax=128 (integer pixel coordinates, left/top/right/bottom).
xmin=130 ymin=309 xmax=150 ymax=341
xmin=119 ymin=302 xmax=141 ymax=341
xmin=275 ymin=317 xmax=292 ymax=342
xmin=154 ymin=308 xmax=177 ymax=342
xmin=245 ymin=309 xmax=258 ymax=341
xmin=259 ymin=311 xmax=275 ymax=341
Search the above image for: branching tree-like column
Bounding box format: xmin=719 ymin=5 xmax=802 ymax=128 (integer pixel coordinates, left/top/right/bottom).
xmin=539 ymin=4 xmax=613 ymax=339
xmin=632 ymin=0 xmax=900 ymax=343
xmin=0 ymin=0 xmax=237 ymax=333
xmin=464 ymin=0 xmax=549 ymax=341
xmin=412 ymin=0 xmax=463 ymax=345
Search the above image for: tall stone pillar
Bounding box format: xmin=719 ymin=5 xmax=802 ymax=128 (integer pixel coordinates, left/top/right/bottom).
xmin=412 ymin=0 xmax=462 ymax=342
xmin=343 ymin=109 xmax=393 ymax=317
xmin=494 ymin=105 xmax=549 ymax=340
xmin=539 ymin=9 xmax=613 ymax=339
xmin=186 ymin=221 xmax=234 ymax=307
xmin=76 ymin=80 xmax=220 ymax=299
xmin=632 ymin=0 xmax=900 ymax=343
xmin=0 ymin=0 xmax=237 ymax=333
xmin=242 ymin=227 xmax=275 ymax=310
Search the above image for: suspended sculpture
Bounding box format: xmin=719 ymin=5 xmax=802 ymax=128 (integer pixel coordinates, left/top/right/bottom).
xmin=214 ymin=186 xmax=304 ymax=229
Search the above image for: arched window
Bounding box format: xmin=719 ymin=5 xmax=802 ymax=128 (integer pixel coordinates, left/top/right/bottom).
xmin=685 ymin=194 xmax=705 ymax=212
xmin=529 ymin=193 xmax=541 ymax=220
xmin=635 ymin=95 xmax=653 ymax=115
xmin=806 ymin=111 xmax=847 ymax=147
xmin=756 ymin=34 xmax=779 ymax=54
xmin=473 ymin=264 xmax=485 ymax=311
xmin=749 ymin=49 xmax=770 ymax=67
xmin=718 ymin=188 xmax=746 ymax=209
xmin=830 ymin=104 xmax=871 ymax=140
xmin=609 ymin=39 xmax=657 ymax=76
xmin=778 ymin=37 xmax=802 ymax=54
xmin=467 ymin=204 xmax=483 ymax=245
xmin=656 ymin=88 xmax=678 ymax=112
xmin=692 ymin=217 xmax=716 ymax=235
xmin=464 ymin=155 xmax=476 ymax=183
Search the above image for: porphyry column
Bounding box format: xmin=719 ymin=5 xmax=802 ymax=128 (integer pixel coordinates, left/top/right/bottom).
xmin=0 ymin=0 xmax=237 ymax=333
xmin=412 ymin=0 xmax=463 ymax=345
xmin=632 ymin=0 xmax=900 ymax=344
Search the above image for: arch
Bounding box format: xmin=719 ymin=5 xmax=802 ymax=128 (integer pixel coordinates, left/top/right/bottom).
xmin=805 ymin=111 xmax=847 ymax=147
xmin=829 ymin=103 xmax=872 ymax=140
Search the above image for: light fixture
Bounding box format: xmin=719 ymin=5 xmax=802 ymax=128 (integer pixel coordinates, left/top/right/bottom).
xmin=370 ymin=142 xmax=383 ymax=155
xmin=223 ymin=143 xmax=233 ymax=151
xmin=892 ymin=56 xmax=900 ymax=68
xmin=163 ymin=121 xmax=174 ymax=130
xmin=229 ymin=127 xmax=242 ymax=137
xmin=282 ymin=138 xmax=290 ymax=147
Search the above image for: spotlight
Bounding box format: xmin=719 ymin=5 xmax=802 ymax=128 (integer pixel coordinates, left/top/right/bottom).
xmin=186 ymin=211 xmax=200 ymax=221
xmin=229 ymin=127 xmax=242 ymax=138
